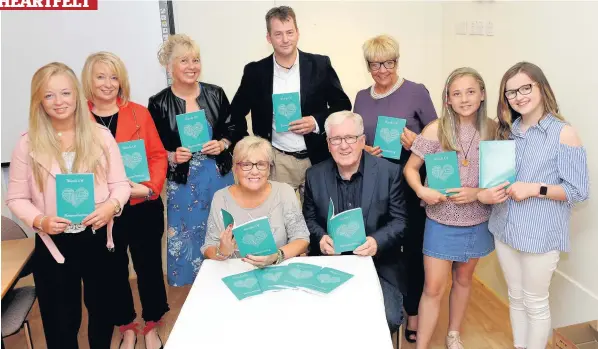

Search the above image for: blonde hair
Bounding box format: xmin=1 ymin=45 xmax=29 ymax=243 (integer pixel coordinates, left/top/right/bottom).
xmin=81 ymin=51 xmax=130 ymax=106
xmin=438 ymin=67 xmax=494 ymax=151
xmin=496 ymin=61 xmax=563 ymax=140
xmin=324 ymin=110 xmax=364 ymax=135
xmin=29 ymin=62 xmax=108 ymax=192
xmin=232 ymin=136 xmax=274 ymax=183
xmin=157 ymin=34 xmax=201 ymax=69
xmin=362 ymin=35 xmax=400 ymax=67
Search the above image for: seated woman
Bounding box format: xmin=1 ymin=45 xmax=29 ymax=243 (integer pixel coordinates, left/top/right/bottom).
xmin=201 ymin=136 xmax=309 ymax=267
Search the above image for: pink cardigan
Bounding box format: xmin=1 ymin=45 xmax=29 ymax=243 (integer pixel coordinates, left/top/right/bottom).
xmin=6 ymin=124 xmax=131 ymax=263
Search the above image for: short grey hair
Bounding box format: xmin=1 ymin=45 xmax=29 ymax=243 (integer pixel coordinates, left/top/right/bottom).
xmin=232 ymin=135 xmax=274 ymax=165
xmin=324 ymin=111 xmax=365 ymax=136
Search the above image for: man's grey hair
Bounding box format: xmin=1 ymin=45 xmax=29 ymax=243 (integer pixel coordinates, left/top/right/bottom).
xmin=324 ymin=111 xmax=365 ymax=136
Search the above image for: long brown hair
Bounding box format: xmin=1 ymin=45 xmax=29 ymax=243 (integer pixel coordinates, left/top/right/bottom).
xmin=29 ymin=62 xmax=108 ymax=191
xmin=438 ymin=67 xmax=494 ymax=151
xmin=496 ymin=62 xmax=563 ymax=140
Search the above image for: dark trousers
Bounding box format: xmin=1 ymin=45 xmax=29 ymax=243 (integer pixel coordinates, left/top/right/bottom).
xmin=380 ymin=276 xmax=404 ymax=333
xmin=111 ymin=198 xmax=169 ymax=325
xmin=33 ymin=227 xmax=114 ymax=349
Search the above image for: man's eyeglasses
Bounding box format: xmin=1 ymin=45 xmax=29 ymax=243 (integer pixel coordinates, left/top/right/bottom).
xmin=368 ymin=60 xmax=396 ymax=71
xmin=236 ymin=161 xmax=270 ymax=171
xmin=504 ymin=83 xmax=536 ymax=100
xmin=327 ymin=135 xmax=363 ymax=146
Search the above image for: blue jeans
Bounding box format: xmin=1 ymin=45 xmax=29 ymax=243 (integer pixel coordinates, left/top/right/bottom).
xmin=380 ymin=276 xmax=404 ymax=332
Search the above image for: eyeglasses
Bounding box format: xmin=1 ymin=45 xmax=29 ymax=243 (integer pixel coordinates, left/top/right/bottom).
xmin=327 ymin=135 xmax=363 ymax=146
xmin=236 ymin=161 xmax=270 ymax=171
xmin=504 ymin=83 xmax=536 ymax=100
xmin=368 ymin=60 xmax=396 ymax=71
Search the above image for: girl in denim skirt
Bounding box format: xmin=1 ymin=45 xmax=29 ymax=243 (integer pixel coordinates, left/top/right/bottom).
xmin=403 ymin=67 xmax=495 ymax=349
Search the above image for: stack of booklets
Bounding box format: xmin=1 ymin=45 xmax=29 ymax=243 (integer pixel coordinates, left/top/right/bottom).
xmin=221 ymin=263 xmax=354 ymax=300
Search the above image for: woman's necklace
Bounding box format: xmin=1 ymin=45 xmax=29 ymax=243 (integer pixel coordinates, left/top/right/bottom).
xmin=459 ymin=130 xmax=477 ymax=167
xmin=370 ymin=77 xmax=404 ymax=100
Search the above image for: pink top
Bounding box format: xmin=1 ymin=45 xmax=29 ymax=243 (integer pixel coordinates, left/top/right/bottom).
xmin=410 ymin=122 xmax=490 ymax=226
xmin=6 ymin=124 xmax=131 ymax=263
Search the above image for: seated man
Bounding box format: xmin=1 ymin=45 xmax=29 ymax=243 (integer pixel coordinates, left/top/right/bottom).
xmin=303 ymin=110 xmax=407 ymax=333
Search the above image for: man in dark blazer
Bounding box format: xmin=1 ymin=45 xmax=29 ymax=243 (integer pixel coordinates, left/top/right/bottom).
xmin=303 ymin=110 xmax=407 ymax=333
xmin=229 ymin=6 xmax=351 ymax=199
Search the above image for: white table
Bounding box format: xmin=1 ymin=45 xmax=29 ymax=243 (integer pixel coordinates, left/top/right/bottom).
xmin=166 ymin=255 xmax=393 ymax=349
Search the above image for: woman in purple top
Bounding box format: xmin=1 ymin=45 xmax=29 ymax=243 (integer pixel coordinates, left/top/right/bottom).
xmin=353 ymin=34 xmax=437 ymax=343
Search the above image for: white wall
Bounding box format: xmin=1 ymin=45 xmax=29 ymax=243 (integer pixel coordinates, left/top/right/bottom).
xmin=173 ymin=1 xmax=444 ymax=112
xmin=442 ymin=1 xmax=598 ymax=327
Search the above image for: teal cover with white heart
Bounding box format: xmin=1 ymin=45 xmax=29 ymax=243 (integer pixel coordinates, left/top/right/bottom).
xmin=373 ymin=116 xmax=407 ymax=160
xmin=479 ymin=140 xmax=516 ymax=188
xmin=118 ymin=140 xmax=150 ymax=183
xmin=254 ymin=265 xmax=288 ymax=292
xmin=279 ymin=263 xmax=323 ymax=289
xmin=232 ymin=217 xmax=277 ymax=257
xmin=424 ymin=151 xmax=461 ymax=196
xmin=327 ymin=200 xmax=367 ymax=253
xmin=221 ymin=271 xmax=263 ymax=300
xmin=175 ymin=110 xmax=211 ymax=153
xmin=272 ymin=92 xmax=301 ymax=132
xmin=300 ymin=267 xmax=354 ymax=294
xmin=56 ymin=173 xmax=95 ymax=224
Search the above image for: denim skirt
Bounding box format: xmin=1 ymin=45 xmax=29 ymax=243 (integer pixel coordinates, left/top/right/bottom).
xmin=423 ymin=218 xmax=494 ymax=262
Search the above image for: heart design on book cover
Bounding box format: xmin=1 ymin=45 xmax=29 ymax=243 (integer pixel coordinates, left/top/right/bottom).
xmin=242 ymin=230 xmax=267 ymax=247
xmin=122 ymin=152 xmax=142 ymax=169
xmin=336 ymin=222 xmax=360 ymax=238
xmin=317 ymin=273 xmax=341 ymax=284
xmin=289 ymin=268 xmax=314 ymax=279
xmin=431 ymin=164 xmax=454 ymax=181
xmin=262 ymin=272 xmax=283 ymax=282
xmin=379 ymin=128 xmax=400 ymax=143
xmin=233 ymin=278 xmax=258 ymax=289
xmin=183 ymin=122 xmax=203 ymax=139
xmin=277 ymin=103 xmax=297 ymax=119
xmin=61 ymin=187 xmax=89 ymax=208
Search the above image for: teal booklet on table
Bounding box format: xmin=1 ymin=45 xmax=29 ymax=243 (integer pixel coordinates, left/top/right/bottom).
xmin=424 ymin=151 xmax=461 ymax=196
xmin=279 ymin=263 xmax=323 ymax=289
xmin=118 ymin=140 xmax=150 ymax=183
xmin=254 ymin=265 xmax=288 ymax=292
xmin=272 ymin=92 xmax=301 ymax=132
xmin=221 ymin=271 xmax=263 ymax=300
xmin=232 ymin=217 xmax=277 ymax=257
xmin=56 ymin=173 xmax=95 ymax=224
xmin=479 ymin=140 xmax=516 ymax=188
xmin=373 ymin=116 xmax=407 ymax=160
xmin=327 ymin=199 xmax=367 ymax=253
xmin=175 ymin=110 xmax=211 ymax=153
xmin=302 ymin=267 xmax=354 ymax=294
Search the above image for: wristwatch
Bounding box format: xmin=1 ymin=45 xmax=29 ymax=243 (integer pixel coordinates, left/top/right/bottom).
xmin=539 ymin=183 xmax=548 ymax=198
xmin=112 ymin=199 xmax=122 ymax=214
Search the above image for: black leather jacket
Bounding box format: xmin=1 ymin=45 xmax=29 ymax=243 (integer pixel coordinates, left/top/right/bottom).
xmin=148 ymin=82 xmax=243 ymax=184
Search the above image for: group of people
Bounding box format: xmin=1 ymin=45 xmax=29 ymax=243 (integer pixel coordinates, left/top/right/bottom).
xmin=5 ymin=5 xmax=589 ymax=349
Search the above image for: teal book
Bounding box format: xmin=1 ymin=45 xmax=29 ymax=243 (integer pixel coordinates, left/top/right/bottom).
xmin=232 ymin=217 xmax=278 ymax=257
xmin=279 ymin=263 xmax=323 ymax=289
xmin=221 ymin=271 xmax=263 ymax=300
xmin=175 ymin=110 xmax=211 ymax=153
xmin=221 ymin=208 xmax=235 ymax=228
xmin=254 ymin=265 xmax=288 ymax=292
xmin=424 ymin=151 xmax=461 ymax=196
xmin=118 ymin=140 xmax=150 ymax=183
xmin=373 ymin=116 xmax=407 ymax=160
xmin=272 ymin=92 xmax=301 ymax=132
xmin=327 ymin=199 xmax=367 ymax=253
xmin=479 ymin=140 xmax=516 ymax=188
xmin=56 ymin=173 xmax=95 ymax=224
xmin=300 ymin=267 xmax=354 ymax=294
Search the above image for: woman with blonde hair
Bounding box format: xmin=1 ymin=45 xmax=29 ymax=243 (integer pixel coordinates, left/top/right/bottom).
xmin=201 ymin=135 xmax=310 ymax=265
xmin=6 ymin=62 xmax=130 ymax=349
xmin=148 ymin=34 xmax=240 ymax=286
xmin=82 ymin=51 xmax=169 ymax=349
xmin=478 ymin=62 xmax=589 ymax=349
xmin=353 ymin=34 xmax=438 ymax=342
xmin=404 ymin=67 xmax=495 ymax=349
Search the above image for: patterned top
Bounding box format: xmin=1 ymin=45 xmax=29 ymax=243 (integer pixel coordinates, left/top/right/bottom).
xmin=489 ymin=115 xmax=589 ymax=253
xmin=201 ymin=181 xmax=310 ymax=257
xmin=411 ymin=122 xmax=491 ymax=226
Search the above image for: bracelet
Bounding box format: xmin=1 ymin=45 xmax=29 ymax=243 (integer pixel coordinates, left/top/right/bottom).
xmin=38 ymin=215 xmax=48 ymax=231
xmin=216 ymin=246 xmax=231 ymax=260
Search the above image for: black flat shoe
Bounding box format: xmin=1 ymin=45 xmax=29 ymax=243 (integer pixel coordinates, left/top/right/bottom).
xmin=405 ymin=328 xmax=417 ymax=343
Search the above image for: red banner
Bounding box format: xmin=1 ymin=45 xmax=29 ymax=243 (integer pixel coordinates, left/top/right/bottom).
xmin=0 ymin=0 xmax=98 ymax=10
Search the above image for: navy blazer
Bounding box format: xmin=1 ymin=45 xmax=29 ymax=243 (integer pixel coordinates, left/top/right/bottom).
xmin=303 ymin=151 xmax=408 ymax=289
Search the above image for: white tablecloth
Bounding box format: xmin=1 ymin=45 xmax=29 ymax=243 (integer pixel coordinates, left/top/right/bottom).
xmin=166 ymin=255 xmax=393 ymax=349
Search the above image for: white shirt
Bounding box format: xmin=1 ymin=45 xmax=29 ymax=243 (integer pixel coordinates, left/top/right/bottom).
xmin=271 ymin=52 xmax=319 ymax=152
